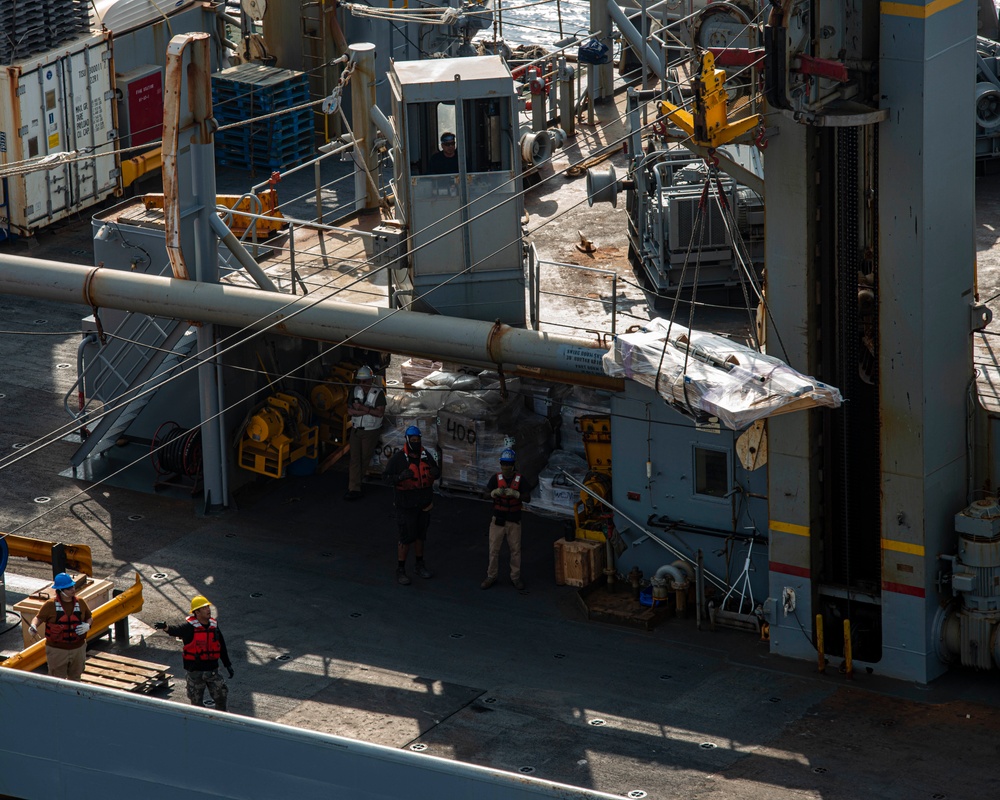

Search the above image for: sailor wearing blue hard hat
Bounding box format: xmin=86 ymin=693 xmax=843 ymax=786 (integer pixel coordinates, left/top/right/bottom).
xmin=28 ymin=572 xmax=93 ymax=681
xmin=383 ymin=424 xmax=441 ymax=585
xmin=481 ymin=447 xmax=534 ymax=590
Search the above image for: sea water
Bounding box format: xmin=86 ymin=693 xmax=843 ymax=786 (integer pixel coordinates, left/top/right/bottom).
xmin=491 ymin=0 xmax=592 ymax=47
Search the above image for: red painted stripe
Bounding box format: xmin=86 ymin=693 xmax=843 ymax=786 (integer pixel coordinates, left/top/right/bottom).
xmin=882 ymin=581 xmax=925 ymax=598
xmin=769 ymin=561 xmax=810 ymax=578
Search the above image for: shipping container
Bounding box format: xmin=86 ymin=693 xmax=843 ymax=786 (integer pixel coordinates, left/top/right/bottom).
xmin=0 ymin=31 xmax=120 ymax=237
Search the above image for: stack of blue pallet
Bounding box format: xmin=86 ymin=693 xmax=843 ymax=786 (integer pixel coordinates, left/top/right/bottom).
xmin=0 ymin=0 xmax=91 ymax=62
xmin=211 ymin=64 xmax=314 ymax=171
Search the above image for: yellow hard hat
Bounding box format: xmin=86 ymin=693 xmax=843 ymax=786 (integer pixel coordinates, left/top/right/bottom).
xmin=190 ymin=595 xmax=211 ymax=613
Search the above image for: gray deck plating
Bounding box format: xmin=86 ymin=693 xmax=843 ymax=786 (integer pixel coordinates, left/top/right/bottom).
xmin=3 ymin=144 xmax=1000 ymax=800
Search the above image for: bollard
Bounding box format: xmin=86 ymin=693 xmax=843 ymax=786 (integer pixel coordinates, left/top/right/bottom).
xmin=816 ymin=614 xmax=826 ymax=672
xmin=674 ymin=587 xmax=687 ymax=616
xmin=557 ymin=57 xmax=576 ymax=136
xmin=529 ymin=67 xmax=548 ymax=133
xmin=843 ymin=619 xmax=853 ymax=679
xmin=113 ymin=588 xmax=130 ymax=642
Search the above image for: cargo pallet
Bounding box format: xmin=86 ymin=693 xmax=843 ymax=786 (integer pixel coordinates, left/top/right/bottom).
xmin=82 ymin=651 xmax=172 ymax=694
xmin=211 ymin=64 xmax=314 ymax=172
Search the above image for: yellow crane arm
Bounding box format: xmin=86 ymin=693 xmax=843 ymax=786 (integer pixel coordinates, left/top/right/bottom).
xmin=0 ymin=573 xmax=145 ymax=672
xmin=659 ymin=51 xmax=760 ymax=150
xmin=1 ymin=533 xmax=93 ymax=576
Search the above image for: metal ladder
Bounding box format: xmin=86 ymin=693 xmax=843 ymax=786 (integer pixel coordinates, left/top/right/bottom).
xmin=300 ymin=0 xmax=340 ymax=145
xmin=66 ymin=313 xmax=197 ymax=466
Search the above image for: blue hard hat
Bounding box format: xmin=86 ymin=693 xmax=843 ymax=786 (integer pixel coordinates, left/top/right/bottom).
xmin=500 ymin=448 xmax=516 ymax=463
xmin=405 ymin=425 xmax=421 ymax=437
xmin=53 ymin=573 xmax=75 ymax=590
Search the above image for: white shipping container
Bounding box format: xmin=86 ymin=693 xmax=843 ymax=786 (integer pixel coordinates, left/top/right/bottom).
xmin=0 ymin=31 xmax=120 ymax=236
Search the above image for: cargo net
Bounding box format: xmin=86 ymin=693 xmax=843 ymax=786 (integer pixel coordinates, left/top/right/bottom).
xmin=0 ymin=0 xmax=91 ymax=64
xmin=602 ymin=318 xmax=842 ymax=431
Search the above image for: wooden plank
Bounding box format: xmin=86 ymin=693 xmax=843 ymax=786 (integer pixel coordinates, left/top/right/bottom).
xmin=82 ymin=665 xmax=172 ymax=693
xmin=80 ymin=674 xmax=137 ymax=690
xmin=88 ymin=651 xmax=170 ymax=672
xmin=86 ymin=657 xmax=162 ymax=679
xmin=85 ymin=664 xmax=150 ymax=684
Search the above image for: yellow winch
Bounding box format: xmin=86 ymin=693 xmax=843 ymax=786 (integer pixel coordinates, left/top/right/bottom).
xmin=309 ymin=363 xmax=357 ymax=446
xmin=238 ymin=392 xmax=318 ymax=478
xmin=575 ymin=470 xmax=613 ymax=543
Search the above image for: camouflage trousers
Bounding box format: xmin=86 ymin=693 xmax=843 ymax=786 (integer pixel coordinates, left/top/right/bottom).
xmin=185 ymin=668 xmax=229 ymax=711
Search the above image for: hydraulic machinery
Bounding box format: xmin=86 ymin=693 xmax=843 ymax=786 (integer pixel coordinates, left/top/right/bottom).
xmin=238 ymin=392 xmax=318 ymax=478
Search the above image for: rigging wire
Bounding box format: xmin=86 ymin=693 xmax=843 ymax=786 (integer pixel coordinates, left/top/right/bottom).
xmin=7 ymin=69 xmax=748 ymax=469
xmin=0 ymin=27 xmax=772 ymax=498
xmin=0 ymin=131 xmax=615 ymax=478
xmin=0 ymin=187 xmax=605 ymax=535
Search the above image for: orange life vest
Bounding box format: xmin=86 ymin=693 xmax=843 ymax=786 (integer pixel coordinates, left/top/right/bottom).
xmin=45 ymin=597 xmax=85 ymax=646
xmin=493 ymin=473 xmax=523 ymax=514
xmin=183 ymin=615 xmax=222 ymax=664
xmin=397 ymin=444 xmax=436 ymax=490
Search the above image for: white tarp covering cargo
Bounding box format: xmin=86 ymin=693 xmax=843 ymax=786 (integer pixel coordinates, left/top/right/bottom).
xmin=0 ymin=31 xmax=120 ymax=236
xmin=602 ymin=318 xmax=842 ymax=430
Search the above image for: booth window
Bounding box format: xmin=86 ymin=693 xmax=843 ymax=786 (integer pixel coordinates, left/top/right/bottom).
xmin=462 ymin=98 xmax=510 ymax=172
xmin=408 ymin=101 xmax=460 ymax=176
xmin=694 ymin=447 xmax=729 ymax=498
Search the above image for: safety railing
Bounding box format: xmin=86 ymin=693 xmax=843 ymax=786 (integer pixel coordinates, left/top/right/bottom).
xmin=529 ymin=243 xmax=618 ymax=339
xmin=214 ymin=205 xmax=379 ymax=296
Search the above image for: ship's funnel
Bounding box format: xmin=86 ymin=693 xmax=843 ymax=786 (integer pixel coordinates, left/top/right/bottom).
xmin=586 ymin=164 xmax=619 ymax=208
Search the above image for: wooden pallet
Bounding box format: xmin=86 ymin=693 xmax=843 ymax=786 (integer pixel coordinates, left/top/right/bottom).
xmin=81 ymin=652 xmax=172 ymax=694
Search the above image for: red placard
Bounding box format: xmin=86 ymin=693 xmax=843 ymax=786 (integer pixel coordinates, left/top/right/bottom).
xmin=125 ymin=70 xmax=163 ymax=147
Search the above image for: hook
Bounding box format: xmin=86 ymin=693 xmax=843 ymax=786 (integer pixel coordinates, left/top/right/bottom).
xmin=755 ymin=125 xmax=769 ymax=150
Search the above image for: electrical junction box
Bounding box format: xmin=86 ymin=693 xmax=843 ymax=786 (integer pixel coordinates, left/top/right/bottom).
xmin=373 ymin=224 xmax=410 ymax=305
xmin=116 ymin=65 xmax=163 ymax=149
xmin=371 ymin=224 xmax=407 ymax=272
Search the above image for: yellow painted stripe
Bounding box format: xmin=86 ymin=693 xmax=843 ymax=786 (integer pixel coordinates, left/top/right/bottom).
xmin=881 ymin=0 xmax=964 ymax=19
xmin=769 ymin=520 xmax=810 ymax=537
xmin=882 ymin=538 xmax=925 ymax=557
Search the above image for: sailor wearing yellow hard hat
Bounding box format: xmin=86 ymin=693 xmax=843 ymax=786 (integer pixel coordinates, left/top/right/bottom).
xmin=155 ymin=594 xmax=234 ymax=711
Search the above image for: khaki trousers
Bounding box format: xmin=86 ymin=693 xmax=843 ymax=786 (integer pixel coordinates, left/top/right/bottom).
xmin=348 ymin=426 xmax=382 ymax=492
xmin=46 ymin=644 xmax=87 ymax=681
xmin=487 ymin=520 xmax=522 ymax=581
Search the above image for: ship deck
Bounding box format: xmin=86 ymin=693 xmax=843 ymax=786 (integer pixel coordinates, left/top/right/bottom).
xmin=3 ymin=102 xmax=1000 ymax=799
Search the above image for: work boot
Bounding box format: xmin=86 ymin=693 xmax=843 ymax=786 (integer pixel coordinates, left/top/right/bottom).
xmin=512 ymin=578 xmax=525 ymax=590
xmin=480 ymin=577 xmax=496 ymax=590
xmin=396 ymin=569 xmax=411 ymax=586
xmin=415 ymin=561 xmax=433 ymax=579
xmin=343 ymin=490 xmax=362 ymax=501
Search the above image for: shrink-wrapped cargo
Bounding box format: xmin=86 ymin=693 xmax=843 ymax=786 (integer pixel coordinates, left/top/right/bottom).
xmin=531 ymin=450 xmax=590 ymax=517
xmin=400 ymin=358 xmax=443 ymax=387
xmin=602 ymin=318 xmax=842 ymax=430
